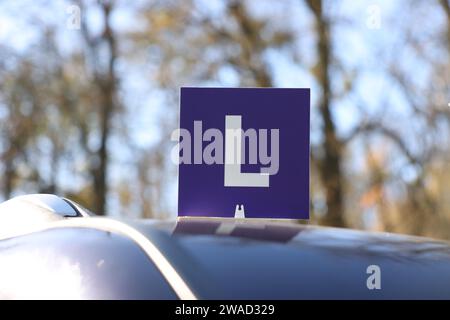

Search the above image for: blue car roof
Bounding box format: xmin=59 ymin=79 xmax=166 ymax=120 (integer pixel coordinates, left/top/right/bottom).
xmin=2 ymin=217 xmax=450 ymax=299
xmin=132 ymin=218 xmax=450 ymax=299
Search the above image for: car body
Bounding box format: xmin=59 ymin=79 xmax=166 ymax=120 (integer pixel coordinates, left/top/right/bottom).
xmin=1 ymin=195 xmax=450 ymax=299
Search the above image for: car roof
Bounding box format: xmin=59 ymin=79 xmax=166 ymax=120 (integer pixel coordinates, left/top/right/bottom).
xmin=130 ymin=218 xmax=450 ymax=299
xmin=2 ymin=216 xmax=450 ymax=299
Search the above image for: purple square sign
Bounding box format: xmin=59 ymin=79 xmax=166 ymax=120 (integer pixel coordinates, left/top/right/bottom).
xmin=177 ymin=87 xmax=310 ymax=219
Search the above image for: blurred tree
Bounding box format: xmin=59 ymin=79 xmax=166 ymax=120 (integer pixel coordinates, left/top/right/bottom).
xmin=127 ymin=0 xmax=293 ymax=217
xmin=0 ymin=60 xmax=41 ymax=198
xmin=76 ymin=0 xmax=121 ymax=215
xmin=129 ymin=0 xmax=450 ymax=230
xmin=0 ymin=0 xmax=449 ymax=238
xmin=341 ymin=0 xmax=450 ymax=237
xmin=0 ymin=0 xmax=123 ymax=215
xmin=382 ymin=0 xmax=450 ymax=237
xmin=305 ymin=0 xmax=345 ymax=227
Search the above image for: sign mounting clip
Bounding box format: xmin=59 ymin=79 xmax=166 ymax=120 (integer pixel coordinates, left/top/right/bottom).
xmin=234 ymin=204 xmax=245 ymax=218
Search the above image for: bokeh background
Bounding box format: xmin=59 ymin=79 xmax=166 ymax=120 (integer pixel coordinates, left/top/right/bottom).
xmin=0 ymin=0 xmax=449 ymax=238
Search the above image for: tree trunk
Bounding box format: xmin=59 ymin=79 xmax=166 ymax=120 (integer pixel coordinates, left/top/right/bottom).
xmin=91 ymin=1 xmax=118 ymax=215
xmin=306 ymin=0 xmax=345 ymax=227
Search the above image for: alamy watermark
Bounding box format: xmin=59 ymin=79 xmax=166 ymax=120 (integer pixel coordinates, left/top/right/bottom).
xmin=366 ymin=264 xmax=381 ymax=290
xmin=366 ymin=4 xmax=381 ymax=30
xmin=66 ymin=4 xmax=81 ymax=30
xmin=171 ymin=115 xmax=280 ymax=187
